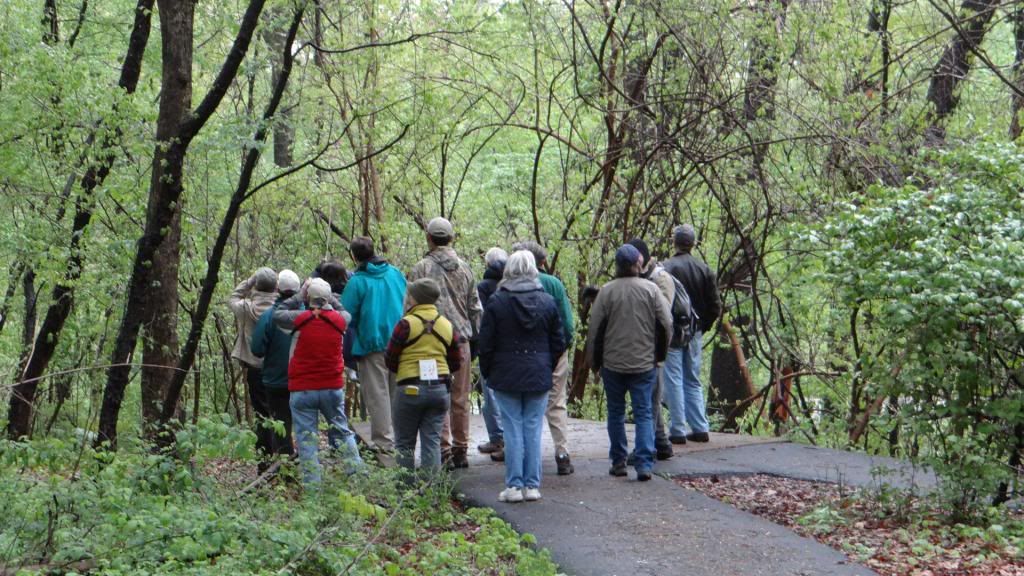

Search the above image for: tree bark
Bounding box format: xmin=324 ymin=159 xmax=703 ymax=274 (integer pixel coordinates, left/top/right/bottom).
xmin=136 ymin=0 xmax=193 ymax=432
xmin=6 ymin=0 xmax=155 ymax=440
xmin=925 ymin=0 xmax=999 ymax=141
xmin=97 ymin=0 xmax=267 ymax=448
xmin=1011 ymin=4 xmax=1024 ymax=139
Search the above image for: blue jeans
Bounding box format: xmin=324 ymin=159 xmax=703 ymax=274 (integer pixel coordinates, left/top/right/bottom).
xmin=602 ymin=368 xmax=656 ymax=473
xmin=662 ymin=331 xmax=709 ymax=437
xmin=493 ymin=389 xmax=547 ymax=489
xmin=290 ymin=388 xmax=364 ymax=485
xmin=481 ymin=378 xmax=504 ymax=444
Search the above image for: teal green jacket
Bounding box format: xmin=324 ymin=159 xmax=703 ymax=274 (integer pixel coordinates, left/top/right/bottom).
xmin=342 ymin=259 xmax=407 ymax=356
xmin=250 ymin=299 xmax=295 ymax=389
xmin=539 ymin=272 xmax=575 ymax=346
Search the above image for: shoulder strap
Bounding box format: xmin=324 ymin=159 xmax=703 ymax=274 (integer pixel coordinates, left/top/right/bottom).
xmin=291 ymin=312 xmax=346 ymax=336
xmin=405 ymin=311 xmax=452 ymax=348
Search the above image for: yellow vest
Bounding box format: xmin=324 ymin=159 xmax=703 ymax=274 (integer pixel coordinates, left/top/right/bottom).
xmin=397 ymin=305 xmax=455 ymax=382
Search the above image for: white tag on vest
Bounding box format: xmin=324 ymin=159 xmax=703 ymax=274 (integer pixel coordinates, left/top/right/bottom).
xmin=418 ymin=359 xmax=439 ymax=381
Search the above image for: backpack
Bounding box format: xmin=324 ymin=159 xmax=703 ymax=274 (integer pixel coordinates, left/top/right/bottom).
xmin=654 ymin=268 xmax=699 ymax=348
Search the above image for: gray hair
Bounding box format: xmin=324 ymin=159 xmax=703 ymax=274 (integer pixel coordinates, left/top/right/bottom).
xmin=484 ymin=247 xmax=509 ymax=267
xmin=512 ymin=240 xmax=547 ymax=267
xmin=503 ymin=250 xmax=538 ymax=282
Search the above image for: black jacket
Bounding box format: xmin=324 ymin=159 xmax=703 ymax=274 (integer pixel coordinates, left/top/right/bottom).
xmin=476 ymin=262 xmax=505 ymax=310
xmin=479 ymin=279 xmax=566 ymax=393
xmin=663 ymin=252 xmax=721 ymax=333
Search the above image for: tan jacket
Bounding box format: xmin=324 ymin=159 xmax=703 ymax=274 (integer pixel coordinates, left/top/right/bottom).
xmin=227 ymin=278 xmax=277 ymax=368
xmin=586 ymin=276 xmax=672 ymax=374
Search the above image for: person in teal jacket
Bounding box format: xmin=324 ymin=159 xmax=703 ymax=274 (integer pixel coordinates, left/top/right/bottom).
xmin=341 ymin=237 xmax=408 ymax=454
xmin=514 ymin=241 xmax=577 ymax=476
xmin=250 ymin=269 xmax=302 ymax=468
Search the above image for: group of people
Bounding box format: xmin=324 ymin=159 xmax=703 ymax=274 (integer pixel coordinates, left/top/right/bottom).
xmin=227 ymin=216 xmax=721 ymax=500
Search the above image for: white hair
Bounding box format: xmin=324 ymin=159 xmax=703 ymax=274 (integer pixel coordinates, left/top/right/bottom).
xmin=484 ymin=247 xmax=509 ymax=267
xmin=503 ymin=250 xmax=538 ymax=282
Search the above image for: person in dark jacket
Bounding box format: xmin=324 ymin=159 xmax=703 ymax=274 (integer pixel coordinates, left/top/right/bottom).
xmin=479 ymin=250 xmax=565 ymax=503
xmin=476 ymin=247 xmax=507 ymax=461
xmin=250 ymin=269 xmax=302 ymax=467
xmin=661 ymin=224 xmax=722 ymax=443
xmin=513 ymin=241 xmax=577 ymax=476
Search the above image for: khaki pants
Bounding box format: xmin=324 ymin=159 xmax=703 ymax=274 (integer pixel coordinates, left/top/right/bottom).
xmin=359 ymin=351 xmax=395 ymax=452
xmin=441 ymin=341 xmax=473 ymax=452
xmin=545 ymin=351 xmax=571 ymax=456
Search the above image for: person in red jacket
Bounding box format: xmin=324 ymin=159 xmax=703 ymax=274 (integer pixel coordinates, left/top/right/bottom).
xmin=274 ymin=277 xmax=364 ymax=485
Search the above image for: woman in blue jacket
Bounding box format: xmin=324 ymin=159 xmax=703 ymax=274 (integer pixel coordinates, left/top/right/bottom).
xmin=479 ymin=250 xmax=565 ymax=503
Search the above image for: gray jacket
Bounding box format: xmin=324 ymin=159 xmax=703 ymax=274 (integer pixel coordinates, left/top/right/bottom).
xmin=585 ymin=276 xmax=672 ymax=374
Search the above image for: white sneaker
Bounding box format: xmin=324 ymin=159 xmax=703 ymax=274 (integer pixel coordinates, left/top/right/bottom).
xmin=499 ymin=487 xmax=524 ymax=503
xmin=524 ymin=487 xmax=542 ymax=501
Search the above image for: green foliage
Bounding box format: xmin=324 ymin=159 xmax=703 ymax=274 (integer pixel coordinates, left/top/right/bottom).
xmin=817 ymin=143 xmax=1024 ymax=519
xmin=0 ymin=419 xmax=557 ymax=575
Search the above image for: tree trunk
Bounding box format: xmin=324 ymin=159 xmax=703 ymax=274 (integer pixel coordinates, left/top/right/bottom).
xmin=1011 ymin=4 xmax=1024 ymax=139
xmin=925 ymin=0 xmax=999 ymax=141
xmin=262 ymin=8 xmax=294 ymax=167
xmin=6 ymin=0 xmax=155 ymax=440
xmin=709 ymin=318 xmax=757 ymax=430
xmin=97 ymin=0 xmax=267 ymax=448
xmin=140 ymin=206 xmax=182 ymax=427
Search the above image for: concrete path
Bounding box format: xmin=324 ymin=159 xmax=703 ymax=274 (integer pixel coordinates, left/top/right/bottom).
xmin=355 ymin=415 xmax=934 ymax=575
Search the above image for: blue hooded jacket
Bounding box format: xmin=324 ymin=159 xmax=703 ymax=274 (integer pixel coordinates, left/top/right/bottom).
xmin=341 ymin=258 xmax=407 ymax=356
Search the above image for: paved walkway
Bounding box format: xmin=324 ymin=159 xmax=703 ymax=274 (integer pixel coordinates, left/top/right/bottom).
xmin=355 ymin=415 xmax=934 ymax=575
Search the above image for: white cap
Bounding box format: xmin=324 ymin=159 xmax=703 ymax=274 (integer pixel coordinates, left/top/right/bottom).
xmin=277 ymin=269 xmax=300 ymax=294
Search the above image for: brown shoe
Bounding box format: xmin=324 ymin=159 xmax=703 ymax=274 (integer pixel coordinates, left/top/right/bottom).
xmin=447 ymin=448 xmax=469 ymax=470
xmin=490 ymin=448 xmax=505 ymax=462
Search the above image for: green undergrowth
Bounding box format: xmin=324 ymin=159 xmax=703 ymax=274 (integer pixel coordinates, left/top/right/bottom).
xmin=0 ymin=416 xmax=557 ymax=575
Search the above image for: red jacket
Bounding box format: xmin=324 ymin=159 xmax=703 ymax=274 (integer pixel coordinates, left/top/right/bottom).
xmin=288 ymin=309 xmax=347 ymax=391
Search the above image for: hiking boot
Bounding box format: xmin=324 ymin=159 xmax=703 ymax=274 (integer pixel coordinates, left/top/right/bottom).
xmin=556 ymin=453 xmax=574 ymax=476
xmin=499 ymin=487 xmax=524 ymax=503
xmin=478 ymin=440 xmax=503 ymax=454
xmin=446 ymin=448 xmax=469 ymax=470
xmin=609 ymin=461 xmax=627 ymax=477
xmin=686 ymin=432 xmax=710 ymax=443
xmin=656 ymin=444 xmax=674 ymax=461
xmin=637 ymin=470 xmax=653 ymax=482
xmin=490 ymin=448 xmax=505 ymax=462
xmin=669 ymin=435 xmax=687 ymax=445
xmin=524 ymin=487 xmax=542 ymax=501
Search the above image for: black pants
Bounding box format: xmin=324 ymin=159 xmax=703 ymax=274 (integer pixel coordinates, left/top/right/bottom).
xmin=265 ymin=387 xmax=294 ymax=457
xmin=246 ymin=367 xmax=294 ymax=459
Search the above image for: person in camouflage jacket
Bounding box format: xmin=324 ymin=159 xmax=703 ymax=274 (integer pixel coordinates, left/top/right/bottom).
xmin=407 ymin=217 xmax=482 ymax=468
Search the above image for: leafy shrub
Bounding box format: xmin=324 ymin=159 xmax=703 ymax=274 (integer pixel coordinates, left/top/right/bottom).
xmin=0 ymin=418 xmax=558 ymax=575
xmin=817 ymin=143 xmax=1024 ymax=520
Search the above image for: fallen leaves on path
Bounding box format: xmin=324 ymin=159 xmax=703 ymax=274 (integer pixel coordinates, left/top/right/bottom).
xmin=675 ymin=474 xmax=1024 ymax=576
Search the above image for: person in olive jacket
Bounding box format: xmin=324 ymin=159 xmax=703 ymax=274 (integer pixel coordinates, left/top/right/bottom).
xmin=479 ymin=250 xmax=565 ymax=504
